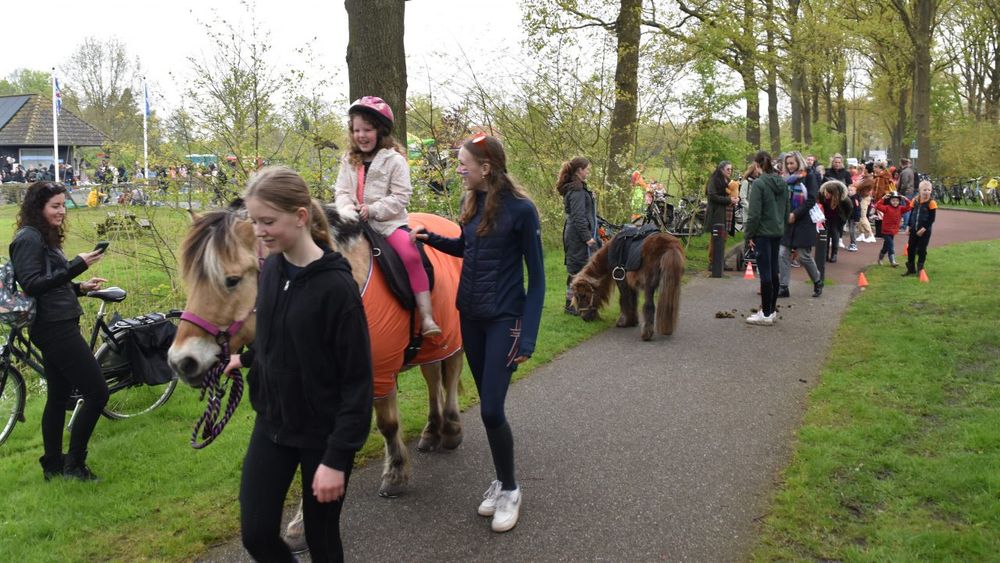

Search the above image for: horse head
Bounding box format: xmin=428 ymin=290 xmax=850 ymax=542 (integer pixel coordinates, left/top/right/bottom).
xmin=168 ymin=209 xmax=259 ymax=387
xmin=570 ymin=272 xmax=605 ymax=322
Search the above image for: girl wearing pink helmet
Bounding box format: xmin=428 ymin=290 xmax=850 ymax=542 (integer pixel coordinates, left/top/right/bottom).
xmin=334 ymin=96 xmax=440 ymax=336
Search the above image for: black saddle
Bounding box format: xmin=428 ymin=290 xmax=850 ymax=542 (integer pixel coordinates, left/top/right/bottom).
xmin=607 ymin=224 xmax=660 ymax=280
xmin=360 ymin=223 xmax=437 ymax=365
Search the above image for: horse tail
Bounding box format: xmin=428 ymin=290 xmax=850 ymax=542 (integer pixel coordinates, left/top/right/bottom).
xmin=656 ymin=238 xmax=685 ymax=335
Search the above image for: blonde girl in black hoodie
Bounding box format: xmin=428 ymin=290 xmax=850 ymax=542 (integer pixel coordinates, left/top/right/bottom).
xmin=226 ymin=166 xmax=374 ymax=562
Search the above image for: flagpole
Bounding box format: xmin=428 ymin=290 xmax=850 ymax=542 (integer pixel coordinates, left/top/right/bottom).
xmin=51 ymin=68 xmax=59 ymax=182
xmin=142 ymin=78 xmax=149 ymax=183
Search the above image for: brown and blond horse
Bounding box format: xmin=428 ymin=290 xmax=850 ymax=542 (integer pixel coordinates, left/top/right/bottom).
xmin=167 ymin=205 xmax=464 ymax=498
xmin=572 ymin=233 xmax=685 ymax=340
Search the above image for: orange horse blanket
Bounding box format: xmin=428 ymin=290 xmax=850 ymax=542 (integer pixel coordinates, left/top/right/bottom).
xmin=362 ymin=213 xmax=462 ymax=398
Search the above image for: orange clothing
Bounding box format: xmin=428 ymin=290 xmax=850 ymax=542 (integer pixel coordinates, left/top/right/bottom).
xmin=361 ymin=213 xmax=462 ymax=398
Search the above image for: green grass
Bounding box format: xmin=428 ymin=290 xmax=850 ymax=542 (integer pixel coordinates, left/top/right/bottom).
xmin=0 ymin=202 xmax=625 ymax=562
xmin=937 ymin=202 xmax=1000 ymax=213
xmin=753 ymin=239 xmax=1000 ymax=561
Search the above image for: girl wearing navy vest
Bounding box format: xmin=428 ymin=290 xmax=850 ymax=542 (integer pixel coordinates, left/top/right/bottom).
xmin=413 ymin=134 xmax=545 ymax=533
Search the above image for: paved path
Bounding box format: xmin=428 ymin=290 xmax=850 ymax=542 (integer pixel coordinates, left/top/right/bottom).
xmin=198 ymin=210 xmax=998 ymax=562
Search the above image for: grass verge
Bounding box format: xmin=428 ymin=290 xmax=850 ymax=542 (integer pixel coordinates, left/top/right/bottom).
xmin=753 ymin=239 xmax=1000 ymax=561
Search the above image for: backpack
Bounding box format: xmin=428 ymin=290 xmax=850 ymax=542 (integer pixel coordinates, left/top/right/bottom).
xmin=0 ymin=258 xmax=36 ymax=328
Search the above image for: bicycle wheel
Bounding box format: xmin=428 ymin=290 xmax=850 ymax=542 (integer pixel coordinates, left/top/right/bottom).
xmin=100 ymin=312 xmax=180 ymax=420
xmin=0 ymin=362 xmax=26 ymax=446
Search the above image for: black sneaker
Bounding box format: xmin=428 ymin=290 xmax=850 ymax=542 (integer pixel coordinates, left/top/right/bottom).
xmin=64 ymin=454 xmax=99 ymax=482
xmin=812 ymin=280 xmax=824 ymax=298
xmin=39 ymin=454 xmax=64 ymax=481
xmin=777 ymin=286 xmax=790 ymax=298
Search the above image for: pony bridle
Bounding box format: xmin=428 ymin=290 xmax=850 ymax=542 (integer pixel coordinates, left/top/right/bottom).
xmin=575 ymin=283 xmax=599 ymax=315
xmin=178 ymin=308 xmax=254 ymax=449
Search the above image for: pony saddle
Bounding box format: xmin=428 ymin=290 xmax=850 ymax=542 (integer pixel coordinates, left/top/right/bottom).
xmin=607 ymin=224 xmax=660 ymax=280
xmin=360 ymin=222 xmax=435 ymax=311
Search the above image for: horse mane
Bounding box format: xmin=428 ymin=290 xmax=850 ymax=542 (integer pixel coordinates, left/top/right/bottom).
xmin=322 ymin=204 xmax=365 ymax=248
xmin=179 ymin=210 xmax=257 ymax=296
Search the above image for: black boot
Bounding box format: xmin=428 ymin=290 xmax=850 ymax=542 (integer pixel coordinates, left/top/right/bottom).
xmin=829 ymin=253 xmax=838 ymax=263
xmin=902 ymin=262 xmax=917 ymax=276
xmin=564 ymin=298 xmax=579 ymax=316
xmin=812 ymin=280 xmax=824 ymax=298
xmin=777 ymin=286 xmax=790 ymax=298
xmin=64 ymin=452 xmax=99 ymax=481
xmin=39 ymin=454 xmax=64 ymax=481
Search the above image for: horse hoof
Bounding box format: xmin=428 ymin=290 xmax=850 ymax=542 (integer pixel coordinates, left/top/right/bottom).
xmin=417 ymin=434 xmax=441 ymax=452
xmin=641 ymin=329 xmax=653 ymax=341
xmin=379 ymin=480 xmax=406 ymax=498
xmin=441 ymin=431 xmax=463 ymax=450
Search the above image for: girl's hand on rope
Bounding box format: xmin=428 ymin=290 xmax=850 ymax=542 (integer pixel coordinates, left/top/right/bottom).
xmin=409 ymin=227 xmax=428 ymax=244
xmin=312 ymin=464 xmax=346 ymax=503
xmin=223 ymin=354 xmax=242 ymax=378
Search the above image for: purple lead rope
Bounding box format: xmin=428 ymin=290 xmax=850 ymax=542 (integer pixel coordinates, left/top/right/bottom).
xmin=191 ymin=338 xmax=244 ymax=449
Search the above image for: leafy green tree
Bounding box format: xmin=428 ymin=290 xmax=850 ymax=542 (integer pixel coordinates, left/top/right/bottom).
xmin=0 ymin=68 xmax=51 ymax=96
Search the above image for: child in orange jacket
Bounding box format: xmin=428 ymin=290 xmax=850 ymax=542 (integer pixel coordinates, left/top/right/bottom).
xmin=874 ymin=191 xmax=912 ymax=267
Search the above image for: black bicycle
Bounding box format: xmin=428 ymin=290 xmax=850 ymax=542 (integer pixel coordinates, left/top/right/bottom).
xmin=0 ymin=287 xmax=181 ymax=446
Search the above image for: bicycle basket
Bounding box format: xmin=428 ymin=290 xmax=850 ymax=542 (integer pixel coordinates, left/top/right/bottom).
xmin=117 ymin=316 xmax=177 ymax=386
xmin=0 ymin=258 xmax=36 ymax=329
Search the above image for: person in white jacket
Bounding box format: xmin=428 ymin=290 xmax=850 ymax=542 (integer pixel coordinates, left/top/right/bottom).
xmin=333 ymin=96 xmax=441 ymax=336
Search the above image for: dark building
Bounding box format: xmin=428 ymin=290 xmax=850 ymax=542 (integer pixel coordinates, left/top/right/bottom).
xmin=0 ymin=93 xmax=105 ymax=172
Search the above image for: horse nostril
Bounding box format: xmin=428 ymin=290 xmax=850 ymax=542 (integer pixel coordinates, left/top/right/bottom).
xmin=176 ymin=357 xmax=198 ymax=378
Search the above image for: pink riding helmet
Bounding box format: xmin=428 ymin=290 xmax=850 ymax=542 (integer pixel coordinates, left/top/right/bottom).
xmin=349 ymin=96 xmax=395 ymax=129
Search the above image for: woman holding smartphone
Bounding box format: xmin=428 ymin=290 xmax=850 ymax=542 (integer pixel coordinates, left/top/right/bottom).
xmin=9 ymin=181 xmax=108 ymax=481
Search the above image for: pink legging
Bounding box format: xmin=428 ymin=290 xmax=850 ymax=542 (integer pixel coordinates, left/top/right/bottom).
xmin=386 ymin=228 xmax=430 ymax=293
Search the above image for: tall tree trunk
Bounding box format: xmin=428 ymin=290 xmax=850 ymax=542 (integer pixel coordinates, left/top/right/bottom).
xmin=766 ymin=0 xmax=781 ymax=153
xmin=836 ymin=75 xmax=848 ymax=154
xmin=801 ymin=71 xmax=812 ymax=145
xmin=345 ymin=0 xmax=408 ymax=142
xmin=824 ymin=74 xmax=834 ymax=128
xmin=912 ymin=0 xmax=933 ymax=171
xmin=741 ymin=0 xmax=760 ymax=148
xmin=740 ymin=61 xmax=761 ymax=148
xmin=788 ymin=0 xmax=802 ymax=144
xmin=893 ymin=87 xmax=908 ymax=161
xmin=606 ymin=0 xmax=641 ymax=216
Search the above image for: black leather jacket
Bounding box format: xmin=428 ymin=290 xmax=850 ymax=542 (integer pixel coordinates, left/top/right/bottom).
xmin=9 ymin=227 xmax=87 ymax=324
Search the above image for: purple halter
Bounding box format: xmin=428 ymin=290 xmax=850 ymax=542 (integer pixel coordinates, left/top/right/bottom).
xmin=180 ymin=311 xmax=248 ymax=449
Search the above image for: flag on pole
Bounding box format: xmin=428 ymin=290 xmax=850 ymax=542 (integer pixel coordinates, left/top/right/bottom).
xmin=55 ymin=78 xmax=62 ymax=115
xmin=144 ymin=82 xmax=150 ymax=117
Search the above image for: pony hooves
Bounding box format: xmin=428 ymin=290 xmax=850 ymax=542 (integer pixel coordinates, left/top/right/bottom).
xmin=641 ymin=328 xmax=654 ymax=341
xmin=441 ymin=430 xmax=463 ymax=450
xmin=417 ymin=433 xmax=441 ymax=452
xmin=378 ymin=480 xmax=407 ymax=498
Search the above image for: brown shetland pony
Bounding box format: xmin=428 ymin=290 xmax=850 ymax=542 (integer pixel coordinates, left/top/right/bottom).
xmin=571 ymin=233 xmax=685 ymax=341
xmin=167 ymin=205 xmax=464 ymax=499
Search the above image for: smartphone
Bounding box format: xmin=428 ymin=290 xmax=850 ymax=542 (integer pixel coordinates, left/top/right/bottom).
xmin=94 ymin=241 xmax=110 ymax=254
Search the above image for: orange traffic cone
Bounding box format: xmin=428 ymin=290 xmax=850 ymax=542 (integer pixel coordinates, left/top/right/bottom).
xmin=919 ymin=269 xmax=929 ymax=283
xmin=744 ymin=261 xmax=755 ymax=280
xmin=858 ymin=272 xmax=869 ymax=289
xmin=903 ymin=244 xmax=908 ymax=256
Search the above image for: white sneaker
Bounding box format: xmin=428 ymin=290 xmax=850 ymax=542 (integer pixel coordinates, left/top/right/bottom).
xmin=491 ymin=487 xmax=522 ymax=532
xmin=839 ymin=240 xmax=846 ymax=249
xmin=746 ymin=310 xmax=775 ymax=326
xmin=477 ymin=480 xmax=502 ymax=516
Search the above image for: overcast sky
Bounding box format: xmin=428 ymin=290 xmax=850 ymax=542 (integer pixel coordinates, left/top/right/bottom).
xmin=1 ymin=0 xmax=525 ymax=112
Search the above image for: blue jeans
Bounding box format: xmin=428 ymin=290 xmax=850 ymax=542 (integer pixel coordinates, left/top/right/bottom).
xmin=881 ymin=234 xmax=895 ymax=258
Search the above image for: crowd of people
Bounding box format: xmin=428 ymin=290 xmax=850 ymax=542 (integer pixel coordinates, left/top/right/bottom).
xmin=742 ymin=151 xmax=936 ymax=325
xmin=1 ymin=157 xmax=75 ymax=184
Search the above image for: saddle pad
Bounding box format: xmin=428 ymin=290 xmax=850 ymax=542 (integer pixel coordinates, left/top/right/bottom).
xmin=361 ymin=213 xmax=462 ymax=398
xmin=361 ymin=223 xmax=436 ymax=311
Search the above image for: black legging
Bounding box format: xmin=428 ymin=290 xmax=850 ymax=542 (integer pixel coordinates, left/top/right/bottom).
xmin=754 ymin=236 xmax=781 ymax=316
xmin=461 ymin=317 xmax=520 ymax=491
xmin=30 ymin=319 xmax=108 ymax=460
xmin=240 ymin=419 xmax=352 ymax=563
xmin=906 ymin=229 xmax=932 ymax=271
